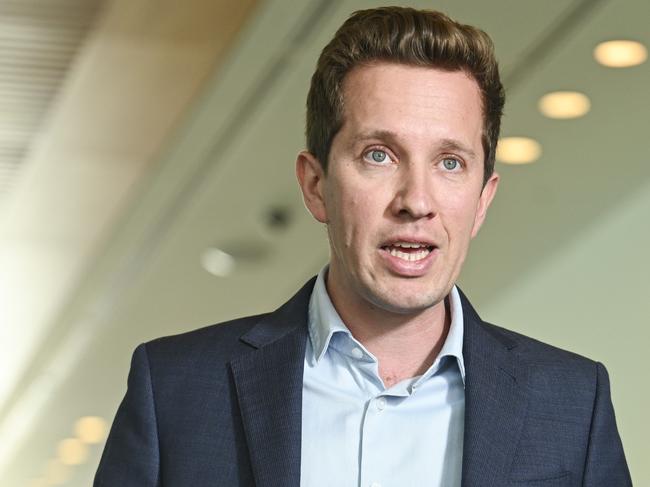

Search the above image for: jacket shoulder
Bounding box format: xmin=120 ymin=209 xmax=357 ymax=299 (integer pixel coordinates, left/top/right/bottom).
xmin=482 ymin=320 xmax=601 ymax=388
xmin=484 ymin=320 xmax=594 ymax=362
xmin=141 ymin=313 xmax=270 ymax=369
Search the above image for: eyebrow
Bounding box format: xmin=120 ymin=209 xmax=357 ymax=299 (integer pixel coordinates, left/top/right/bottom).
xmin=438 ymin=138 xmax=478 ymax=160
xmin=353 ymin=130 xmax=399 ymax=146
xmin=351 ymin=130 xmax=479 ymax=160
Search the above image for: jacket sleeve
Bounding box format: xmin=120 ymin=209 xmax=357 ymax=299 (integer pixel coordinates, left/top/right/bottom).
xmin=94 ymin=344 xmax=161 ymax=486
xmin=582 ymin=362 xmax=632 ymax=486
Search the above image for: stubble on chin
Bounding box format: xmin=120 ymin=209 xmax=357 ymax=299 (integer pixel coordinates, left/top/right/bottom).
xmin=355 ymin=274 xmax=448 ymax=317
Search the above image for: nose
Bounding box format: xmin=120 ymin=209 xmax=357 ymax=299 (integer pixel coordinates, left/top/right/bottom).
xmin=390 ymin=164 xmax=436 ymax=220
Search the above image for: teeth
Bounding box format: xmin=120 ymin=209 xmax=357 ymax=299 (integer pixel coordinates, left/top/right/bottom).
xmin=388 ymin=247 xmax=431 ymax=261
xmin=394 ymin=242 xmax=426 ymax=248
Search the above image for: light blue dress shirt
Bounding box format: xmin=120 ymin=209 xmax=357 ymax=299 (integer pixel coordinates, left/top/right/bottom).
xmin=300 ymin=267 xmax=466 ymax=487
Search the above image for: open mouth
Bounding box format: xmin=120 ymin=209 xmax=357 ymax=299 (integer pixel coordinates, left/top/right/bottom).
xmin=381 ymin=242 xmax=435 ymax=262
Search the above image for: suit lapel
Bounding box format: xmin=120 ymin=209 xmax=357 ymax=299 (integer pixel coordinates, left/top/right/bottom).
xmin=229 ymin=279 xmax=314 ymax=487
xmin=460 ymin=291 xmax=529 ymax=487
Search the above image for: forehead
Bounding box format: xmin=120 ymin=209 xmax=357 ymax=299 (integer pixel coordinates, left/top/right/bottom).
xmin=338 ymin=63 xmax=484 ymax=149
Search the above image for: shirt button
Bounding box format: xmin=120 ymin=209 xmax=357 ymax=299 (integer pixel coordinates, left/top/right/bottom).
xmin=376 ymin=397 xmax=386 ymax=411
xmin=351 ymin=347 xmax=363 ymax=359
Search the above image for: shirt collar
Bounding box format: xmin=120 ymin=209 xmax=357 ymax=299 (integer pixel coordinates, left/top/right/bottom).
xmin=440 ymin=283 xmax=466 ymax=382
xmin=307 ymin=266 xmax=351 ymax=364
xmin=307 ymin=265 xmax=466 ymax=383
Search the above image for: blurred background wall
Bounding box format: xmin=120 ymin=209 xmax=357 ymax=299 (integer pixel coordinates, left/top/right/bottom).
xmin=0 ymin=0 xmax=647 ymax=485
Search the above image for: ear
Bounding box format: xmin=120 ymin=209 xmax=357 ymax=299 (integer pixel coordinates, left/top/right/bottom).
xmin=295 ymin=150 xmax=328 ymax=223
xmin=470 ymin=171 xmax=499 ymax=238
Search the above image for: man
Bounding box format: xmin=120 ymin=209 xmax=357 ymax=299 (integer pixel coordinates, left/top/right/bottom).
xmin=95 ymin=7 xmax=631 ymax=486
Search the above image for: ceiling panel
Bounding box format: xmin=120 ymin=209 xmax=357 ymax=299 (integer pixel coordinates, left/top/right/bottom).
xmin=0 ymin=0 xmax=106 ymax=203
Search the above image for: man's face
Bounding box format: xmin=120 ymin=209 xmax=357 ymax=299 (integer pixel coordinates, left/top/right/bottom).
xmin=297 ymin=62 xmax=498 ymax=316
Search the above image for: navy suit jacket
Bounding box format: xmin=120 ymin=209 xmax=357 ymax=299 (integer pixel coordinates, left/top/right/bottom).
xmin=94 ymin=278 xmax=631 ymax=486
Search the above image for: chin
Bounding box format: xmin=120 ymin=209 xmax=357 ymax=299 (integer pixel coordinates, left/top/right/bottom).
xmin=364 ymin=287 xmax=445 ymax=315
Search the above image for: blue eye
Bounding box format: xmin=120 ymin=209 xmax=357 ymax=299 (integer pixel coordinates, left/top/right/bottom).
xmin=365 ymin=149 xmax=389 ymax=164
xmin=442 ymin=157 xmax=460 ymax=171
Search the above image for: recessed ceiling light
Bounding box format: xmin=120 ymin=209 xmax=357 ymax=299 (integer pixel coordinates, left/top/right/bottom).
xmin=496 ymin=137 xmax=542 ymax=164
xmin=75 ymin=416 xmax=108 ymax=444
xmin=594 ymin=40 xmax=647 ymax=67
xmin=201 ymin=247 xmax=236 ymax=277
xmin=57 ymin=437 xmax=88 ymax=465
xmin=538 ymin=91 xmax=591 ymax=119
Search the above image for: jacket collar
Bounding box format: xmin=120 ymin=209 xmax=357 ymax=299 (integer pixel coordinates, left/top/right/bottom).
xmin=238 ymin=277 xmax=316 ymax=349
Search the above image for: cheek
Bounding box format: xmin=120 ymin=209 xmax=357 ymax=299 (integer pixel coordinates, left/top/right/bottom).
xmin=340 ymin=198 xmax=381 ymax=256
xmin=327 ymin=171 xmax=390 ymax=248
xmin=343 ymin=197 xmax=371 ymax=246
xmin=444 ymin=194 xmax=482 ymax=240
xmin=326 ymin=184 xmax=361 ymax=247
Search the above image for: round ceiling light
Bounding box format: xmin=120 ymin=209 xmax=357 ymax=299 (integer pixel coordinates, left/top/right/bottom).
xmin=58 ymin=437 xmax=89 ymax=465
xmin=75 ymin=416 xmax=108 ymax=444
xmin=594 ymin=40 xmax=647 ymax=68
xmin=538 ymin=91 xmax=591 ymax=119
xmin=201 ymin=247 xmax=236 ymax=277
xmin=496 ymin=137 xmax=542 ymax=164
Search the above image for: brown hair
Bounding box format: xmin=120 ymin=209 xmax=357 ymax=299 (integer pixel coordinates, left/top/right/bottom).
xmin=306 ymin=6 xmax=504 ymax=184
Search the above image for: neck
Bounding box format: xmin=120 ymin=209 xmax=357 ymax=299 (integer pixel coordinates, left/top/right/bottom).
xmin=325 ymin=273 xmax=451 ymax=387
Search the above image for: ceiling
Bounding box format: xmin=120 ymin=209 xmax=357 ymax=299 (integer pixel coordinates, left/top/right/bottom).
xmin=0 ymin=0 xmax=648 ymax=485
xmin=0 ymin=0 xmax=106 ymax=201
